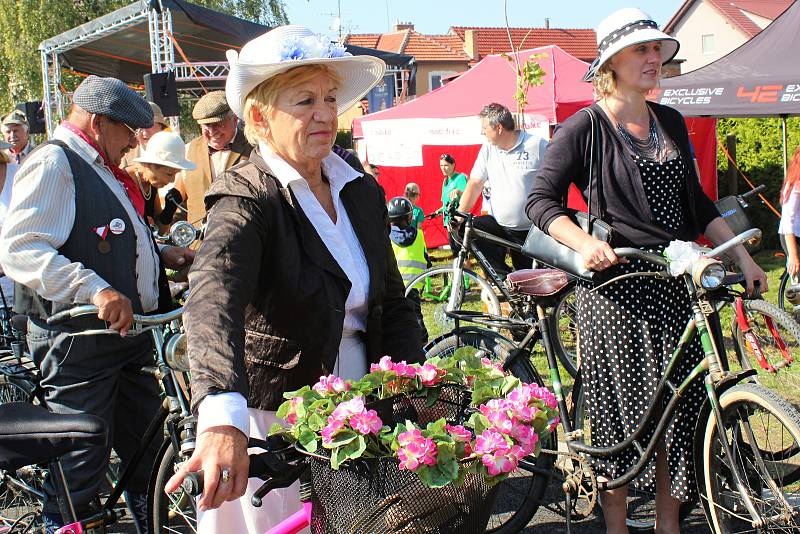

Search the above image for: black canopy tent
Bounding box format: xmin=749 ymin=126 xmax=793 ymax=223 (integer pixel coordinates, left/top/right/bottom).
xmin=655 ymin=0 xmax=799 ymax=172
xmin=39 ymin=0 xmax=414 ymax=133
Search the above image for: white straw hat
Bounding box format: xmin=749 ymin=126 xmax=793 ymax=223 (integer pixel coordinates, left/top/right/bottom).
xmin=583 ymin=8 xmax=679 ymax=82
xmin=133 ymin=131 xmax=196 ymax=170
xmin=225 ymin=25 xmax=386 ymax=119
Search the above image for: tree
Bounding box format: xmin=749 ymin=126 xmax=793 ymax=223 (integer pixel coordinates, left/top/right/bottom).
xmin=0 ymin=0 xmax=287 ymax=114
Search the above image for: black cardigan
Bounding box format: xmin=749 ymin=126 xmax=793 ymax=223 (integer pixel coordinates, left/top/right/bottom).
xmin=525 ymin=101 xmax=719 ymax=247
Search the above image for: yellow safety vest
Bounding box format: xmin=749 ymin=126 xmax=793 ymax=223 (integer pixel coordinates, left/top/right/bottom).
xmin=391 ymin=230 xmax=427 ymax=284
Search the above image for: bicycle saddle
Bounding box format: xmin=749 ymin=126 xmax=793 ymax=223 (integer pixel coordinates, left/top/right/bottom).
xmin=0 ymin=402 xmax=107 ymax=470
xmin=506 ymin=269 xmax=569 ymax=297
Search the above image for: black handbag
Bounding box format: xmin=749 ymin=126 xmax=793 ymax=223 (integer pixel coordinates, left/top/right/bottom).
xmin=522 ymin=108 xmax=613 ymax=281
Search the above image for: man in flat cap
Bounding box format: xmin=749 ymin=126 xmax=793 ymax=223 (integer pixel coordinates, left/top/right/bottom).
xmin=0 ymin=75 xmax=194 ymax=533
xmin=2 ymin=110 xmax=34 ymax=164
xmin=173 ymin=90 xmax=252 ymax=226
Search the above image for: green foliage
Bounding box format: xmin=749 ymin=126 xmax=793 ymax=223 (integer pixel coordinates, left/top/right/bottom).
xmin=716 ymin=117 xmax=800 ymax=248
xmin=501 ymin=53 xmax=546 ymax=116
xmin=0 ymin=0 xmax=287 ymax=117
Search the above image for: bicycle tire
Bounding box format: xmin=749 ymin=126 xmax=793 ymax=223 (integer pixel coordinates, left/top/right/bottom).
xmin=548 ymin=284 xmax=579 ymax=378
xmin=149 ymin=439 xmax=197 ymax=534
xmin=424 ymin=328 xmax=554 ymax=534
xmin=700 ymin=382 xmax=800 ymax=533
xmin=778 ymin=270 xmax=794 ymax=315
xmin=405 ymin=267 xmax=501 ymax=335
xmin=571 ymin=380 xmax=694 ymax=533
xmin=732 ymin=298 xmax=800 ymax=408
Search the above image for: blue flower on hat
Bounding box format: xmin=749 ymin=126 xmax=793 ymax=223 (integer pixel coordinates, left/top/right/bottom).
xmin=276 ymin=34 xmax=351 ymax=63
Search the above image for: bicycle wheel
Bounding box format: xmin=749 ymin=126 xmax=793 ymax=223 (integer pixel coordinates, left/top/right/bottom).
xmin=405 ymin=267 xmax=501 ymax=336
xmin=425 ymin=329 xmax=554 ymax=534
xmin=777 ymin=271 xmax=794 ymax=316
xmin=570 ymin=380 xmax=694 ymax=533
xmin=149 ymin=439 xmax=197 ymax=534
xmin=700 ymin=383 xmax=800 ymax=533
xmin=733 ymin=299 xmax=800 ymax=408
xmin=548 ymin=284 xmax=579 ymax=378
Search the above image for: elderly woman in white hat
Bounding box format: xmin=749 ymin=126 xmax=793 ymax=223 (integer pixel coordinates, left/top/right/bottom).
xmin=165 ymin=25 xmax=424 ymax=532
xmin=527 ymin=8 xmax=766 ymax=533
xmin=129 ymin=130 xmax=195 ymax=231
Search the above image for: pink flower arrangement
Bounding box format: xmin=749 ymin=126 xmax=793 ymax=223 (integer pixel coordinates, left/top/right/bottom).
xmin=273 ymin=355 xmax=559 ymax=488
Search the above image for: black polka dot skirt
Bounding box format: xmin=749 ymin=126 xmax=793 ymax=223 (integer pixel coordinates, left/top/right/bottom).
xmin=577 ymin=155 xmax=704 ymax=501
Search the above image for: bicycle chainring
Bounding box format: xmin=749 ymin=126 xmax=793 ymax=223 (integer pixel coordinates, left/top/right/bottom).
xmin=542 ymin=448 xmax=598 ymax=519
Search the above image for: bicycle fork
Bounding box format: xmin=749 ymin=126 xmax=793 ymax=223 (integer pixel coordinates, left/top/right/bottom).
xmin=734 ymin=298 xmax=793 ymax=372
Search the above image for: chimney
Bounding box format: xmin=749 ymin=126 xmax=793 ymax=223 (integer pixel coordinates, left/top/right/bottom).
xmin=464 ymin=29 xmax=479 ymax=60
xmin=394 ymin=21 xmax=414 ymax=31
xmin=544 ymin=18 xmax=550 ymax=29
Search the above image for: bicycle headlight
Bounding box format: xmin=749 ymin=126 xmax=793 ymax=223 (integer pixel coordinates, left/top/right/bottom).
xmin=692 ymin=258 xmax=726 ymax=290
xmin=164 ymin=332 xmax=190 ymax=372
xmin=169 ymin=221 xmax=197 ymax=248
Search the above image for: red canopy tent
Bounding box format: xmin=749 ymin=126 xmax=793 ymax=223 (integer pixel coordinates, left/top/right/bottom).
xmin=354 ymin=45 xmax=717 ymax=247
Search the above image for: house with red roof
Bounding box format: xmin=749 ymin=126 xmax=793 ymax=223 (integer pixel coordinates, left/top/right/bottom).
xmin=664 ymin=0 xmax=794 ymax=73
xmin=344 ymin=22 xmax=597 ymax=97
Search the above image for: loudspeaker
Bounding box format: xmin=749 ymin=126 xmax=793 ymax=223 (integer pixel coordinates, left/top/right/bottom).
xmin=144 ymin=72 xmax=179 ymax=117
xmin=16 ymin=101 xmax=46 ymax=134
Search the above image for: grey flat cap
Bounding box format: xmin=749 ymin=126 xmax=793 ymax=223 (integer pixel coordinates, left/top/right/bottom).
xmin=73 ymin=75 xmax=154 ymax=129
xmin=2 ymin=110 xmax=28 ymax=127
xmin=193 ymin=91 xmax=230 ymax=124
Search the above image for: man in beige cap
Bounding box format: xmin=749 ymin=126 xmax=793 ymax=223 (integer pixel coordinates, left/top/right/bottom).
xmin=2 ymin=110 xmax=34 ymax=164
xmin=173 ymin=90 xmax=252 ymax=226
xmin=121 ymin=101 xmax=169 ymax=170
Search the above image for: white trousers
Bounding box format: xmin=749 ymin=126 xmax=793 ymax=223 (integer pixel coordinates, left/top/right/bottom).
xmin=197 ymin=332 xmax=368 ymax=534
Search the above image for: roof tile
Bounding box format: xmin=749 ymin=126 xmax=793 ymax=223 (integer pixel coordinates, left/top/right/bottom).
xmin=450 ymin=27 xmax=597 ymax=62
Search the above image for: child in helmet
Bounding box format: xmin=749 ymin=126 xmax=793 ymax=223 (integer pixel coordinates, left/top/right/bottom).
xmin=388 ymin=196 xmax=430 ymax=343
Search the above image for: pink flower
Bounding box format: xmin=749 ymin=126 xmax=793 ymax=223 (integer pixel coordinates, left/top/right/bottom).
xmin=445 ymin=424 xmax=471 ymax=442
xmin=312 ymin=374 xmax=350 ymax=394
xmin=481 ymin=444 xmax=524 ymax=476
xmin=480 ymin=399 xmax=515 ymax=434
xmin=393 ymin=361 xmax=418 ymax=378
xmin=474 ymin=429 xmax=508 ymax=455
xmin=321 ymin=418 xmax=345 ymax=445
xmin=370 ymin=355 xmax=395 ymax=372
xmin=481 ymin=357 xmax=505 ymax=372
xmin=548 ymin=417 xmax=560 ymax=433
xmin=286 ymin=396 xmax=304 ymax=425
xmin=397 ymin=431 xmax=438 ymax=471
xmin=349 ymin=409 xmax=383 ymax=435
xmin=417 ymin=363 xmax=447 ymax=386
xmin=331 ymin=397 xmax=365 ymax=421
xmin=510 ymin=424 xmax=539 ymax=456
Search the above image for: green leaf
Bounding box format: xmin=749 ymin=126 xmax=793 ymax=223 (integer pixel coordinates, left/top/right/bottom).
xmin=298 ymin=429 xmax=318 ymax=453
xmin=425 ymin=386 xmax=442 ymax=407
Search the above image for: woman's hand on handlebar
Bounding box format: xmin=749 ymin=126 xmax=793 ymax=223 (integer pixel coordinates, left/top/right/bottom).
xmin=739 ymin=257 xmax=768 ymax=296
xmin=165 ymin=425 xmax=249 ymax=511
xmin=579 ymin=238 xmax=620 ymax=272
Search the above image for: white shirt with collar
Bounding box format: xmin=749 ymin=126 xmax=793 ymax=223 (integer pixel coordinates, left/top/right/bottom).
xmin=0 ymin=125 xmax=161 ymax=311
xmin=197 ymin=144 xmax=371 ymax=437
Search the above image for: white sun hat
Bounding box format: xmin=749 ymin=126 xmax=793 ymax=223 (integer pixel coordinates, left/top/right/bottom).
xmin=583 ymin=7 xmax=679 ymax=82
xmin=133 ymin=131 xmax=196 ymax=170
xmin=225 ymin=25 xmax=386 ymax=120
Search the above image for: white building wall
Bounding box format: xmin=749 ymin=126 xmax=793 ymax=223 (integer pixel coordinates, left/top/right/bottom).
xmin=669 ymin=0 xmax=748 ymax=73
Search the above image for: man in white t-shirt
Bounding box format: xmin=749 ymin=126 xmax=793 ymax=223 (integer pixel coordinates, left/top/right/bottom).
xmin=456 ymin=103 xmax=548 ymax=277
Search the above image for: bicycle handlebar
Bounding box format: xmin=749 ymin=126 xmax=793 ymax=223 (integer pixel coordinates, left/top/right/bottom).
xmin=46 ymin=305 xmax=184 ymax=327
xmin=738 ymin=184 xmax=766 ymax=201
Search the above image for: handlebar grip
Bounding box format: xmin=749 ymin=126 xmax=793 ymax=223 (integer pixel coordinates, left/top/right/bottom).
xmin=181 ymin=472 xmax=204 ymax=497
xmin=46 ymin=305 xmax=100 ymax=326
xmin=739 ymin=184 xmax=766 ymax=200
xmin=46 ymin=310 xmax=78 ymax=326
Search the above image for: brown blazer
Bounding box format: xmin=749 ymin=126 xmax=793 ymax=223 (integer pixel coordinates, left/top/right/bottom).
xmin=183 ymin=129 xmax=252 ymax=226
xmin=185 ymin=149 xmax=424 ymax=412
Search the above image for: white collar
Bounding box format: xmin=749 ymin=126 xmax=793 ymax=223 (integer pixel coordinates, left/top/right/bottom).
xmin=53 ymin=125 xmax=105 ymax=166
xmin=258 ymin=141 xmax=361 ymax=194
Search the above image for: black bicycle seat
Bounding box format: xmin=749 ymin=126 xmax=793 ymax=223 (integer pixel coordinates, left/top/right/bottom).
xmin=0 ymin=402 xmax=107 ymax=470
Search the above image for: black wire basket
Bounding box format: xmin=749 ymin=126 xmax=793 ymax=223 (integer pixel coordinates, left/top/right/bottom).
xmin=304 ymin=385 xmax=499 ymax=534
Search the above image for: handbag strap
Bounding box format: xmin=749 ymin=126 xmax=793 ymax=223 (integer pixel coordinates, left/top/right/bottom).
xmin=581 ymin=107 xmax=604 ymax=231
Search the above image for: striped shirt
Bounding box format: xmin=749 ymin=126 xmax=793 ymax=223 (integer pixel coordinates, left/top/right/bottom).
xmin=0 ymin=126 xmax=161 ymax=311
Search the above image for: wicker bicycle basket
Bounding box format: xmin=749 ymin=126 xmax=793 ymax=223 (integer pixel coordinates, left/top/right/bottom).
xmin=304 ymin=385 xmax=499 ymax=534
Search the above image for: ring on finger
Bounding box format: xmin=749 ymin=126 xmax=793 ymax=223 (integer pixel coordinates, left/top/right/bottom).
xmin=220 ymin=467 xmax=232 ymax=484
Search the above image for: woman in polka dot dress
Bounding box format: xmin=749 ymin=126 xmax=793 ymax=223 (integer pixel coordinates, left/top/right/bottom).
xmin=526 ymin=8 xmax=768 ymax=534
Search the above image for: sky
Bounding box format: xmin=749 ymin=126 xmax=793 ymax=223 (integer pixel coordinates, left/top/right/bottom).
xmin=283 ymin=1 xmax=682 ymax=38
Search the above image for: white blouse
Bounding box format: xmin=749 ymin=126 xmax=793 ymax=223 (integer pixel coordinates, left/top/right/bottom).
xmin=780 ymin=185 xmax=800 ymax=237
